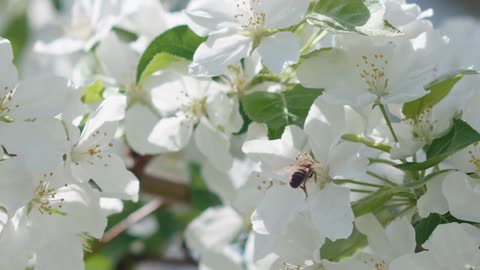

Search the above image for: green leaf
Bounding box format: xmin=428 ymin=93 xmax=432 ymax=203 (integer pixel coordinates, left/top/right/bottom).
xmin=2 ymin=10 xmax=30 ymax=63
xmin=241 ymin=85 xmax=323 ymax=139
xmin=307 ymin=0 xmax=402 ymax=36
xmin=138 ymin=52 xmax=184 ymax=83
xmin=352 ymin=188 xmax=395 ymax=217
xmin=397 ymin=119 xmax=480 ymax=171
xmin=414 ymin=213 xmax=442 ymax=246
xmin=81 ymin=80 xmax=105 ymax=104
xmin=403 ymin=69 xmax=480 ymax=119
xmin=112 ymin=26 xmax=139 ymax=42
xmin=320 ymin=227 xmax=367 ymax=261
xmin=136 ymin=25 xmax=206 ymax=83
xmin=85 ymin=255 xmax=113 ymax=270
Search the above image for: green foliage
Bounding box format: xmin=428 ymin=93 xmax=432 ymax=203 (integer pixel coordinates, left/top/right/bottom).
xmin=320 ymin=227 xmax=367 ymax=261
xmin=112 ymin=26 xmax=139 ymax=42
xmin=352 ymin=188 xmax=395 ymax=217
xmin=307 ymin=0 xmax=401 ymax=36
xmin=397 ymin=119 xmax=480 ymax=171
xmin=85 ymin=255 xmax=113 ymax=270
xmin=136 ymin=25 xmax=206 ymax=83
xmin=2 ymin=10 xmax=29 ymax=63
xmin=414 ymin=213 xmax=442 ymax=246
xmin=241 ymin=85 xmax=323 ymax=139
xmin=189 ymin=163 xmax=222 ymax=211
xmin=403 ymin=69 xmax=480 ymax=119
xmin=138 ymin=52 xmax=184 ymax=83
xmin=81 ymin=80 xmax=105 ymax=104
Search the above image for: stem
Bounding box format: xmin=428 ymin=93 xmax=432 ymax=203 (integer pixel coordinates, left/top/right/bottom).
xmin=333 ymin=179 xmax=384 ymax=188
xmin=342 ymin=134 xmax=392 ymax=153
xmin=367 ymin=171 xmax=398 ymax=186
xmin=350 ymin=188 xmax=374 ymax=193
xmin=378 ymin=103 xmax=399 ymax=143
xmin=368 ymin=157 xmax=399 ymax=167
xmin=300 ymin=30 xmax=328 ymax=55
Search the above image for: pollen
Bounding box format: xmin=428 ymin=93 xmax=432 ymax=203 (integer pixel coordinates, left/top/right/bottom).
xmin=28 ymin=180 xmax=66 ymax=216
xmin=0 ymin=89 xmax=14 ymax=116
xmin=405 ymin=108 xmax=434 ymax=144
xmin=355 ymin=52 xmax=390 ymax=98
xmin=468 ymin=142 xmax=480 ymax=174
xmin=233 ymin=0 xmax=265 ymax=34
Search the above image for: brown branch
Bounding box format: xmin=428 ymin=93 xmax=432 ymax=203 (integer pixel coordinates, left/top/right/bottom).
xmin=102 ymin=197 xmax=167 ymax=243
xmin=130 ymin=152 xmax=191 ymax=203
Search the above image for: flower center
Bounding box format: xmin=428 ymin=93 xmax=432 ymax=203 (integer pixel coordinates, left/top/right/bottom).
xmin=181 ymin=96 xmax=206 ymax=123
xmin=71 ymin=131 xmax=114 ymax=164
xmin=71 ymin=19 xmax=93 ymax=41
xmin=234 ymin=0 xmax=265 ymax=35
xmin=468 ymin=142 xmax=480 ymax=175
xmin=355 ymin=53 xmax=390 ymax=98
xmin=27 ymin=180 xmax=65 ymax=216
xmin=0 ymin=88 xmax=16 ymax=117
xmin=127 ymin=83 xmax=148 ymax=105
xmin=406 ymin=109 xmax=434 ymax=144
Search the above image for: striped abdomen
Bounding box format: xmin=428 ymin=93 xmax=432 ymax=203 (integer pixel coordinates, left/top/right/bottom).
xmin=289 ymin=169 xmax=308 ymax=188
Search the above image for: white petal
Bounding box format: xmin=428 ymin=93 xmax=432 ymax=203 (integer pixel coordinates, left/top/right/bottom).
xmin=257 ymin=0 xmax=310 ymax=29
xmin=417 ymin=172 xmax=449 ymax=218
xmin=185 ymin=206 xmax=243 ymax=253
xmin=242 ymin=125 xmax=307 ymax=172
xmin=34 ymin=235 xmax=84 ymax=270
xmin=390 ymin=252 xmax=438 ymax=270
xmin=149 ymin=71 xmax=187 ymax=113
xmin=0 ymin=119 xmax=69 ymax=174
xmin=10 ymin=77 xmax=73 ymax=121
xmin=328 ymin=142 xmax=368 ymax=180
xmin=422 ymin=223 xmax=480 ymax=268
xmin=252 ymin=185 xmax=304 ymax=234
xmin=96 ymin=33 xmax=138 ymax=85
xmin=71 ymin=154 xmax=139 ymax=202
xmin=148 ymin=114 xmax=193 ymax=152
xmin=199 ymin=246 xmax=244 ymax=270
xmin=124 ymin=104 xmax=165 ymax=155
xmin=185 ymin=0 xmax=239 ymax=36
xmin=34 ymin=38 xmax=85 ymax=55
xmin=304 ymin=96 xmax=345 ymax=161
xmin=0 ymin=159 xmax=34 ymax=215
xmin=443 ymin=172 xmax=480 ymax=222
xmin=257 ymin=32 xmax=300 ymax=74
xmin=309 ymin=183 xmax=354 ymax=241
xmin=0 ymin=38 xmax=18 ymax=90
xmin=190 ymin=32 xmax=251 ymax=77
xmin=194 ymin=118 xmax=233 ymax=171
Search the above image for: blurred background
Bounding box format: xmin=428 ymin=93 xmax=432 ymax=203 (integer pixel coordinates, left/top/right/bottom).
xmin=0 ymin=0 xmax=478 ymax=269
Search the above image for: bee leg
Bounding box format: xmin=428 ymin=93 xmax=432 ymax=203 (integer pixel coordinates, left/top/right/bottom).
xmin=313 ymin=171 xmax=317 ymax=183
xmin=300 ymin=182 xmax=308 ymax=199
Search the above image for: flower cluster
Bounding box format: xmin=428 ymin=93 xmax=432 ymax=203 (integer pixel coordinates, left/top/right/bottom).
xmin=2 ymin=0 xmax=480 ymax=269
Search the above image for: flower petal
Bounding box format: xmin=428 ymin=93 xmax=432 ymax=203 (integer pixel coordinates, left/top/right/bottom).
xmin=148 ymin=114 xmax=193 ymax=152
xmin=257 ymin=32 xmax=300 ymax=74
xmin=124 ymin=104 xmax=165 ymax=155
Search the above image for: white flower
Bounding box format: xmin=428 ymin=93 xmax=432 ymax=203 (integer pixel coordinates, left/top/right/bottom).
xmin=0 ymin=167 xmax=107 ymax=270
xmin=390 ymin=223 xmax=480 ymax=270
xmin=185 ymin=0 xmax=310 ymax=76
xmin=185 ymin=206 xmax=244 ymax=255
xmin=148 ymin=71 xmax=242 ymax=170
xmin=418 ymin=171 xmax=480 ymax=222
xmin=324 ymin=214 xmax=416 ymax=270
xmin=243 ymin=97 xmax=367 ymax=241
xmin=252 ymin=211 xmax=325 ymax=269
xmin=68 ymin=96 xmax=139 ymax=202
xmin=0 ymin=38 xmax=75 ymax=174
xmin=34 ymin=0 xmax=131 ymax=54
xmin=298 ymin=25 xmax=444 ymax=107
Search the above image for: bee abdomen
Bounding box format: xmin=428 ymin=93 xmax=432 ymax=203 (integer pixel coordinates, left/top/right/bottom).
xmin=289 ymin=170 xmax=307 ymax=188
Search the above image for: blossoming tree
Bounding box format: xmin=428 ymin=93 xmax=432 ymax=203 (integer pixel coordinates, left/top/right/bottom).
xmin=1 ymin=0 xmax=480 ymax=269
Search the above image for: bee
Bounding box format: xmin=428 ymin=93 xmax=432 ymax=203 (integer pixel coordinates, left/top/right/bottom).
xmin=289 ymin=158 xmax=317 ymax=198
